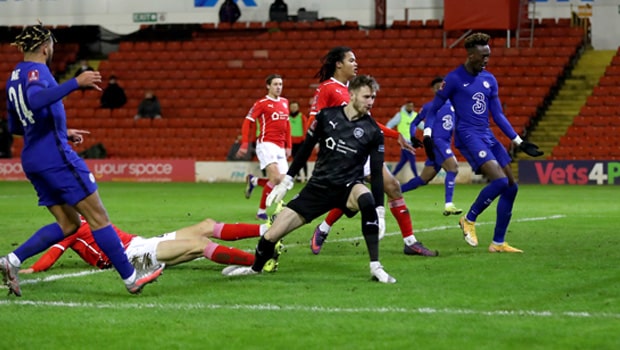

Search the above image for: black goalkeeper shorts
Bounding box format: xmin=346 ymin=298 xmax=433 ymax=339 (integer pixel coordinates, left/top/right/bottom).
xmin=286 ymin=180 xmax=364 ymax=223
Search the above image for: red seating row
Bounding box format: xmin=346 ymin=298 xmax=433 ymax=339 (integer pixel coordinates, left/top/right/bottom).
xmin=552 ymin=50 xmax=620 ymax=160
xmin=48 ymin=22 xmax=579 ymax=160
xmin=0 ymin=42 xmax=79 ymax=76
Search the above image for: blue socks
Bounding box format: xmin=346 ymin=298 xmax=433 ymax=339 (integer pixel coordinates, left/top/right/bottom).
xmin=91 ymin=225 xmax=134 ymax=279
xmin=466 ymin=177 xmax=509 ymax=222
xmin=401 ymin=176 xmax=426 ymax=193
xmin=13 ymin=223 xmax=65 ymax=263
xmin=392 ymin=159 xmax=406 ymax=176
xmin=392 ymin=150 xmax=418 ymax=177
xmin=445 ymin=171 xmax=456 ymax=204
xmin=405 ymin=151 xmax=418 ymax=177
xmin=493 ymin=183 xmax=519 ymax=243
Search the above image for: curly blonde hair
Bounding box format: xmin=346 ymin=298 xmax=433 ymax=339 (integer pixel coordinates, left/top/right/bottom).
xmin=11 ymin=22 xmax=56 ymax=53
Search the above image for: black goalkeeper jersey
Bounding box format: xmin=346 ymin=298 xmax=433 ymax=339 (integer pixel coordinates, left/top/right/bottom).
xmin=288 ymin=106 xmax=385 ymax=207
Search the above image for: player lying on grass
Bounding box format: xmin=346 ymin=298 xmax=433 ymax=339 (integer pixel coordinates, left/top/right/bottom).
xmin=19 ymin=217 xmax=281 ymax=274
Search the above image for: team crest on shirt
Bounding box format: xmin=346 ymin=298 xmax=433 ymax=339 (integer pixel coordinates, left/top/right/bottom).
xmin=27 ymin=70 xmax=39 ymax=82
xmin=483 ymin=81 xmax=490 ymax=89
xmin=353 ymin=127 xmax=364 ymax=139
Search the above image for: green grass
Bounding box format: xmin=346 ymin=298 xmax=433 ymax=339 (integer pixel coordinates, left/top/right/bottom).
xmin=1 ymin=181 xmax=619 ymax=349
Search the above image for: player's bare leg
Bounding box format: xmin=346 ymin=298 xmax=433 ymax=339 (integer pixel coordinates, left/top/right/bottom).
xmin=253 ymin=163 xmax=284 ymax=220
xmin=180 ymin=218 xmax=266 ymax=241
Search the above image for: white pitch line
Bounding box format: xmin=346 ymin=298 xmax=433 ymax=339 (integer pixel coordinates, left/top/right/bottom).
xmin=0 ymin=299 xmax=617 ymax=320
xmin=289 ymin=214 xmax=567 ymax=245
xmin=19 ymin=269 xmax=105 ymax=285
xmin=3 ymin=215 xmax=607 ymax=321
xmin=0 ymin=269 xmax=104 ymax=290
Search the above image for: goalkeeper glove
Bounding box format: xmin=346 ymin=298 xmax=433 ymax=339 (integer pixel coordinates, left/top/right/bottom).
xmin=266 ymin=175 xmax=294 ymax=207
xmin=410 ymin=137 xmax=423 ymax=149
xmin=519 ymin=140 xmax=544 ymax=157
xmin=376 ymin=206 xmax=386 ymax=240
xmin=423 ymin=136 xmax=435 ymax=161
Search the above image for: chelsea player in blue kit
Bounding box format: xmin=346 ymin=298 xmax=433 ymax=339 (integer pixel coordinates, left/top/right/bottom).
xmin=401 ymin=76 xmax=462 ymax=216
xmin=0 ymin=23 xmax=163 ymax=296
xmin=425 ymin=33 xmax=543 ymax=253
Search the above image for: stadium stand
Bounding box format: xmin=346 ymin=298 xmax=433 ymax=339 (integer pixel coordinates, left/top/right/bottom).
xmin=551 ymin=47 xmax=620 ymax=160
xmin=4 ymin=20 xmax=584 ymax=161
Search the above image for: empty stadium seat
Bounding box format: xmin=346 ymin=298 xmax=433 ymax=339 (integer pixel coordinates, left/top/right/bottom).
xmin=79 ymin=19 xmax=578 ymax=160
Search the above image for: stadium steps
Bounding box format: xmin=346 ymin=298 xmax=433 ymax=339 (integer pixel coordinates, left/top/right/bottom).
xmin=511 ymin=49 xmax=615 ymax=177
xmin=523 ymin=49 xmax=614 ymax=155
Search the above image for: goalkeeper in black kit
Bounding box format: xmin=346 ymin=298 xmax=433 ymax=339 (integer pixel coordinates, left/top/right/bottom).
xmin=222 ymin=75 xmax=396 ymax=283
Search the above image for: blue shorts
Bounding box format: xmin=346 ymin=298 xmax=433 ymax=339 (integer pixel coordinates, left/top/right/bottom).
xmin=455 ymin=130 xmax=511 ymax=173
xmin=25 ymin=160 xmax=98 ymax=207
xmin=425 ymin=138 xmax=456 ymax=171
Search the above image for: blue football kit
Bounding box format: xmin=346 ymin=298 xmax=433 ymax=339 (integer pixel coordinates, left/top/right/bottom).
xmin=6 ymin=61 xmax=97 ymax=206
xmin=429 ymin=65 xmax=517 ymax=173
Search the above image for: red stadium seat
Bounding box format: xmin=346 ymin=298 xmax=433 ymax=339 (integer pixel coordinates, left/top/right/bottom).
xmin=83 ymin=18 xmax=580 ymax=161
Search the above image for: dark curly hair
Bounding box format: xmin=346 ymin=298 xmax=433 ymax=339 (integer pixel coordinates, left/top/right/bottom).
xmin=464 ymin=32 xmax=490 ymax=51
xmin=315 ymin=46 xmax=353 ymax=82
xmin=12 ymin=21 xmax=56 ymax=53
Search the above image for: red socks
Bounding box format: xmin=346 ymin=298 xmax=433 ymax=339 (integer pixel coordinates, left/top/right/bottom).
xmin=389 ymin=197 xmax=414 ymax=238
xmin=259 ymin=182 xmax=274 ymax=210
xmin=203 ymin=242 xmax=254 ymax=266
xmin=325 ymin=208 xmax=344 ymax=226
xmin=212 ymin=223 xmax=261 ymax=240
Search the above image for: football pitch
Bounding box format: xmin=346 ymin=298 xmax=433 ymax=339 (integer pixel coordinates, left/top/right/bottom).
xmin=0 ymin=181 xmax=618 ymax=349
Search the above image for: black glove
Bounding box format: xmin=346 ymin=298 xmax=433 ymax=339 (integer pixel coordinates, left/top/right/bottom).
xmin=410 ymin=137 xmax=423 ymax=149
xmin=423 ymin=136 xmax=435 ymax=161
xmin=519 ymin=140 xmax=544 ymax=157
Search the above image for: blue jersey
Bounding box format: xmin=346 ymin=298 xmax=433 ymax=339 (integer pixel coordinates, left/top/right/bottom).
xmin=427 ymin=65 xmax=516 ymax=171
xmin=6 ymin=61 xmax=80 ymax=172
xmin=413 ymin=100 xmax=456 ymax=169
xmin=413 ymin=100 xmax=455 ymax=143
xmin=428 ymin=65 xmax=517 ymax=141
